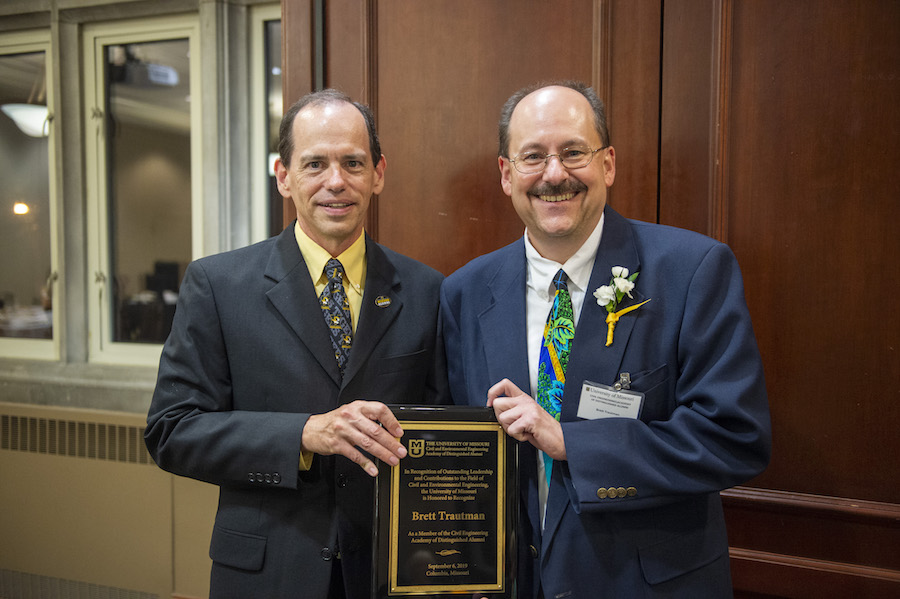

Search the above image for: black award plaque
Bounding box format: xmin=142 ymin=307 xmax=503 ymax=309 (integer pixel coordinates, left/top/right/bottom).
xmin=373 ymin=406 xmax=517 ymax=598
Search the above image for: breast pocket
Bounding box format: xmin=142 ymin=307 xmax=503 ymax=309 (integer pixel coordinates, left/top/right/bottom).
xmin=373 ymin=348 xmax=431 ymax=401
xmin=376 ymin=348 xmax=428 ymax=375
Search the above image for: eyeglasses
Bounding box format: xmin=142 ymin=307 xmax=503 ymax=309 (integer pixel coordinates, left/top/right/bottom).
xmin=508 ymin=146 xmax=608 ymax=174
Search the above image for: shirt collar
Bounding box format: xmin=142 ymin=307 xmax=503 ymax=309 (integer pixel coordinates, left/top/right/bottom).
xmin=524 ymin=212 xmax=605 ymax=300
xmin=294 ymin=222 xmax=366 ymax=297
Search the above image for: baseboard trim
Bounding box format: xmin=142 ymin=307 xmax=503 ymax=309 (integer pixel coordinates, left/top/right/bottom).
xmin=730 ymin=548 xmax=900 ymax=597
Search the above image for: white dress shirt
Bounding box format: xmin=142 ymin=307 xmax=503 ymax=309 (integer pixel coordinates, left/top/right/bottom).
xmin=523 ymin=213 xmax=605 ymax=525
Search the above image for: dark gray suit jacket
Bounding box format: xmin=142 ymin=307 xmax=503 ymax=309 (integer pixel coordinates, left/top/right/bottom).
xmin=145 ymin=225 xmax=448 ymax=599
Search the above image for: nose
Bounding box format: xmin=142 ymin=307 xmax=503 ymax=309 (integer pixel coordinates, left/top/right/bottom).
xmin=542 ymin=154 xmax=569 ymax=184
xmin=324 ymin=163 xmax=346 ymax=191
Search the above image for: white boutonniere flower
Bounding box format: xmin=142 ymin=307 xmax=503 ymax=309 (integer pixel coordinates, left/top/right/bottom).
xmin=594 ymin=266 xmax=651 ymax=346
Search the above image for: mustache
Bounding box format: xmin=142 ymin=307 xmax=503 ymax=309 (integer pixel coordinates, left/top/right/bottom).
xmin=528 ymin=180 xmax=588 ymax=196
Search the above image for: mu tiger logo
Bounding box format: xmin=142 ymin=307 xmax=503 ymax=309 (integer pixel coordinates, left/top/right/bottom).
xmin=409 ymin=438 xmax=425 ymax=458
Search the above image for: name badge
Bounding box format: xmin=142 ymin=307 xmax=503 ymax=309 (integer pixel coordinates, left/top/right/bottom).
xmin=577 ymin=380 xmax=644 ymax=420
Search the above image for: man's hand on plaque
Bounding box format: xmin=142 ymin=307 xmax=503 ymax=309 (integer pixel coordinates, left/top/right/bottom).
xmin=301 ymin=400 xmax=407 ymax=477
xmin=487 ymin=378 xmax=567 ymax=461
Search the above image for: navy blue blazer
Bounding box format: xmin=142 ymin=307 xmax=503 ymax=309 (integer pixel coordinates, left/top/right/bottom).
xmin=145 ymin=225 xmax=448 ymax=599
xmin=441 ymin=206 xmax=771 ymax=598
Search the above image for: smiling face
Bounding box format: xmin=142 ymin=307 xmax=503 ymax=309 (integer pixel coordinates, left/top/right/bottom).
xmin=499 ymin=86 xmax=615 ymax=263
xmin=275 ymin=101 xmax=385 ymax=256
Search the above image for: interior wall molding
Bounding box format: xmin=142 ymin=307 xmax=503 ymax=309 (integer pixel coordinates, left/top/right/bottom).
xmin=730 ymin=547 xmax=900 ymax=597
xmin=363 ymin=0 xmax=379 ymax=239
xmin=722 ymin=486 xmax=900 ymax=523
xmin=709 ymin=0 xmax=731 ymax=243
xmin=592 ymin=0 xmax=612 ymax=106
xmin=724 ymin=486 xmax=900 ymax=597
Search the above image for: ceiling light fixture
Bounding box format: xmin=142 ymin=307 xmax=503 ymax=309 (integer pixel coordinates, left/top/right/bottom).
xmin=1 ymin=59 xmax=50 ymax=137
xmin=1 ymin=103 xmax=50 ymax=137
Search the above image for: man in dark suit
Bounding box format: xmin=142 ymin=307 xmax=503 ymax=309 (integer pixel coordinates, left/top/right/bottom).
xmin=145 ymin=89 xmax=447 ymax=599
xmin=441 ymin=81 xmax=771 ymax=598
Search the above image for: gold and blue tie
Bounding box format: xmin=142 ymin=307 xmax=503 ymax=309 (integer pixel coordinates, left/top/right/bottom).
xmin=536 ymin=269 xmax=574 ymax=485
xmin=319 ymin=258 xmax=353 ymax=377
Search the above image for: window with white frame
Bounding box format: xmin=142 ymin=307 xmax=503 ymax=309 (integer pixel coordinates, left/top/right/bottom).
xmin=250 ymin=3 xmax=283 ymax=242
xmin=83 ymin=15 xmax=204 ymax=365
xmin=0 ymin=30 xmax=59 ymax=360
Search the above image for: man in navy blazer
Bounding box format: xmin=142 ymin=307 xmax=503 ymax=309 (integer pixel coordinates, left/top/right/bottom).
xmin=145 ymin=90 xmax=447 ymax=598
xmin=441 ymin=82 xmax=771 ymax=598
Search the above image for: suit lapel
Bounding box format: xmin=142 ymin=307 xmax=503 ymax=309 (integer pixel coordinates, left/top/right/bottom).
xmin=560 ymin=207 xmax=643 ymax=421
xmin=478 ymin=242 xmax=531 ymax=393
xmin=264 ymin=226 xmax=342 ymax=385
xmin=543 ymin=207 xmax=643 ymax=541
xmin=479 ymin=244 xmax=545 ymax=551
xmin=342 ymin=236 xmax=402 ymax=386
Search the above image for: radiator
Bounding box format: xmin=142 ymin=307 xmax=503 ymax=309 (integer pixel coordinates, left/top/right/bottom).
xmin=0 ymin=402 xmax=216 ymax=599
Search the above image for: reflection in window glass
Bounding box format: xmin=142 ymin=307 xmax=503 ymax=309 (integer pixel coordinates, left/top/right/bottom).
xmin=265 ymin=19 xmax=283 ymax=236
xmin=0 ymin=51 xmax=52 ymax=340
xmin=105 ymin=39 xmax=191 ymax=343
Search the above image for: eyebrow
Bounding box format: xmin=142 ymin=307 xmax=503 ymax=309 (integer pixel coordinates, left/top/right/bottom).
xmin=301 ymin=152 xmax=368 ymax=163
xmin=516 ymin=139 xmax=589 ymax=153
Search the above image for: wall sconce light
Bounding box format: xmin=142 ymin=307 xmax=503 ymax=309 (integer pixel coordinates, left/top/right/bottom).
xmin=1 ymin=103 xmax=50 ymax=137
xmin=13 ymin=202 xmax=31 ymax=215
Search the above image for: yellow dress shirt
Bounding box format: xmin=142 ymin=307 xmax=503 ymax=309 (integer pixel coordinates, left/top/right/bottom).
xmin=294 ymin=221 xmax=366 ymax=332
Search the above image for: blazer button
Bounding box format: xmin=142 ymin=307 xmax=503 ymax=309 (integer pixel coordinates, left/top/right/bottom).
xmin=265 ymin=473 xmax=272 ymax=484
xmin=338 ymin=474 xmax=348 ymax=488
xmin=627 ymin=486 xmax=637 ymax=497
xmin=616 ymin=487 xmax=627 ymax=498
xmin=597 ymin=488 xmax=608 ymax=499
xmin=529 ymin=544 xmax=538 ymax=558
xmin=248 ymin=473 xmax=256 ymax=483
xmin=607 ymin=487 xmax=617 ymax=498
xmin=321 ymin=548 xmax=333 ymax=561
xmin=272 ymin=472 xmax=282 ymax=484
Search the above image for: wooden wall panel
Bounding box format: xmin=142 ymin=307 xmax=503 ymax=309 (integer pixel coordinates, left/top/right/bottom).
xmin=725 ymin=0 xmax=900 ymax=502
xmin=658 ymin=0 xmax=721 ymax=236
xmin=660 ymin=1 xmax=900 ymax=596
xmin=287 ymin=0 xmax=663 ymax=275
xmin=372 ymin=0 xmax=596 ymax=275
xmin=324 ymin=0 xmax=372 ymax=103
xmin=605 ymin=0 xmax=661 ymax=223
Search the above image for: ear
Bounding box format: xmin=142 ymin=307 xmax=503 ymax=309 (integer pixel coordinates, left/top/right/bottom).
xmin=603 ymin=146 xmax=616 ymax=188
xmin=499 ymin=156 xmax=513 ymax=197
xmin=274 ymin=157 xmax=292 ymax=199
xmin=372 ymin=155 xmax=386 ymax=195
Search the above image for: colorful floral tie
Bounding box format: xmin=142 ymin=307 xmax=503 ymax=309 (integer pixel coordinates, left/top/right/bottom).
xmin=319 ymin=258 xmax=353 ymax=377
xmin=536 ymin=269 xmax=574 ymax=485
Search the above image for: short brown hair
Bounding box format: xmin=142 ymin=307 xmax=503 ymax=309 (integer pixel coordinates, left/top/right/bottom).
xmin=277 ymin=89 xmax=382 ymax=166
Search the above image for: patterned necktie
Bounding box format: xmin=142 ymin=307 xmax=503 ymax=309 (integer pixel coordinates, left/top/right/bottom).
xmin=536 ymin=269 xmax=574 ymax=485
xmin=319 ymin=258 xmax=353 ymax=377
